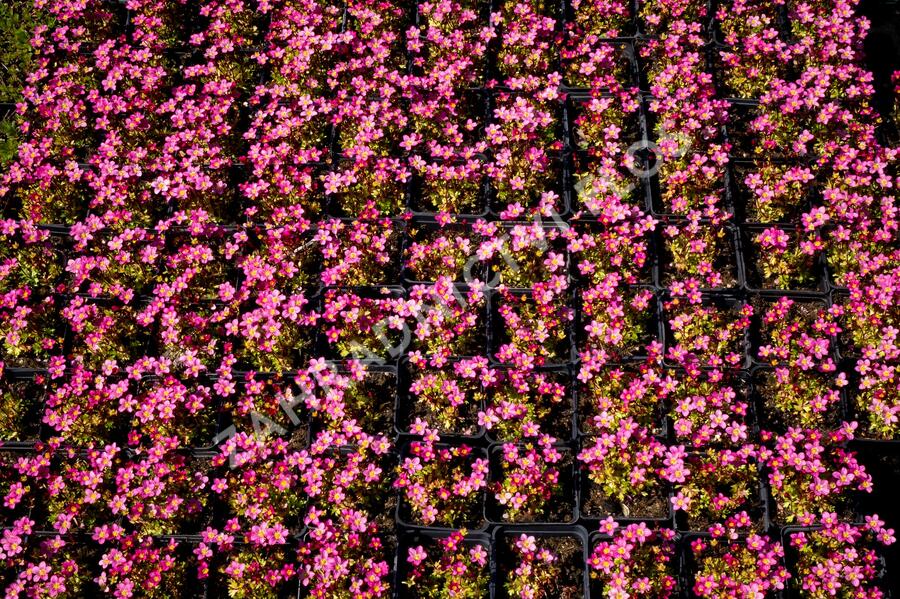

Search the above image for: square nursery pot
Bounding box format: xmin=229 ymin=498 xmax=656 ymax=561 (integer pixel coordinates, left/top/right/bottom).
xmin=488 ymin=288 xmax=577 ymax=368
xmin=751 ymin=365 xmax=847 ymax=435
xmin=395 ymin=530 xmax=492 ymax=599
xmin=306 ymin=361 xmax=398 ymax=443
xmin=489 ymin=222 xmax=571 ymax=292
xmin=748 ymin=294 xmax=837 ymax=369
xmin=321 ymin=217 xmax=406 ymax=286
xmin=577 ymin=460 xmax=676 ymax=527
xmin=215 ymin=371 xmax=312 ymax=455
xmin=575 ymin=285 xmax=662 ymax=363
xmin=829 ymin=291 xmax=887 ymax=364
xmin=588 ymin=529 xmax=682 ymax=599
xmin=0 ymin=294 xmax=64 ymax=370
xmin=0 ymin=369 xmax=49 ymax=445
xmin=660 ymin=293 xmax=752 ymax=370
xmin=492 ymin=526 xmax=589 ymax=599
xmin=483 ymin=365 xmax=576 ymax=444
xmin=675 ymin=452 xmax=771 ymax=534
xmin=410 ymin=158 xmax=491 ymax=218
xmin=570 ymin=147 xmax=649 ymax=216
xmin=234 ymin=291 xmax=323 ymax=374
xmin=722 ymin=102 xmax=791 ymax=162
xmin=320 ymin=286 xmax=409 ymax=362
xmin=6 ymin=532 xmax=106 ymax=597
xmin=823 ymin=250 xmax=850 ymax=292
xmin=647 ymin=167 xmax=735 ymax=222
xmin=326 ymin=158 xmax=411 ymax=218
xmin=127 ymin=374 xmax=225 ymax=451
xmin=561 ymin=40 xmax=640 ymax=91
xmin=395 ymin=357 xmax=486 ymax=441
xmin=668 ymin=368 xmax=756 ymax=450
xmin=395 ymin=442 xmax=489 ymax=532
xmin=657 ymin=221 xmax=743 ymax=292
xmin=208 ymin=538 xmax=295 ymax=599
xmin=401 ymin=218 xmax=488 ymax=286
xmin=242 ymin=223 xmax=323 ymax=295
xmin=485 ymin=443 xmax=577 ymax=525
xmin=680 ymin=531 xmax=798 ymax=599
xmin=576 ymin=360 xmax=670 ymax=439
xmin=569 ymin=218 xmax=659 ymax=287
xmin=739 ymin=224 xmax=829 ymax=294
xmin=566 ymin=90 xmax=644 ymax=152
xmin=0 ymin=445 xmax=42 ymax=527
xmin=297 ymin=526 xmax=398 ymax=598
xmin=408 ymin=282 xmax=490 ymax=360
xmin=844 ymin=365 xmax=900 ymax=444
xmin=781 ymin=525 xmax=895 ymax=599
xmin=487 ymin=151 xmax=571 ymax=220
xmin=728 ymin=162 xmax=814 ymax=227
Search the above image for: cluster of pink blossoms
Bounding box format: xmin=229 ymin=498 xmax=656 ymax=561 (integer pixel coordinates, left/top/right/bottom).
xmin=0 ymin=0 xmax=898 ymax=597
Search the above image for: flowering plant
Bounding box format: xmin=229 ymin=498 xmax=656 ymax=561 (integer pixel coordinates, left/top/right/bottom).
xmin=788 ymin=512 xmax=896 ymax=598
xmin=404 ymin=530 xmax=490 ymax=599
xmin=589 ymin=520 xmax=678 ymax=598
xmin=395 ymin=427 xmax=488 ymax=528
xmin=760 ymin=426 xmax=872 ymax=525
xmin=690 ymin=515 xmax=790 ymax=598
xmin=501 ymin=533 xmax=585 ymax=599
xmin=491 ymin=436 xmax=571 ymax=522
xmin=665 ymin=292 xmax=751 ymax=368
xmin=579 ymin=418 xmax=686 ymax=518
xmin=479 ymin=368 xmax=569 ymax=441
xmin=674 ymin=446 xmax=763 ymax=530
xmin=405 ymin=355 xmax=491 ymax=436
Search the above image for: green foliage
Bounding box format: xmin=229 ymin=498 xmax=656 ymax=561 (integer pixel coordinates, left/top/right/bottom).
xmin=0 ymin=0 xmax=42 ymax=102
xmin=0 ymin=1 xmax=50 ymax=163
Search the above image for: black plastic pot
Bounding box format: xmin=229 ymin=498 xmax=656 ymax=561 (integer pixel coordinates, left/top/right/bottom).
xmin=739 ymin=224 xmax=830 ymax=295
xmin=560 ymin=40 xmax=641 ymax=93
xmin=747 ymin=293 xmax=838 ymax=369
xmin=575 ymin=359 xmax=670 ymax=439
xmin=728 ymin=162 xmax=815 ymax=228
xmin=852 ymin=441 xmax=900 ymax=596
xmin=401 ymin=218 xmax=488 ymax=286
xmin=577 ymin=459 xmax=676 ymax=527
xmin=656 ymin=220 xmax=744 ymax=293
xmin=306 ymin=361 xmax=398 ymax=442
xmin=394 ymin=529 xmax=492 ymax=599
xmin=488 ymin=221 xmax=572 ymax=292
xmin=588 ymin=528 xmax=682 ymax=598
xmin=569 ymin=218 xmax=659 ymax=288
xmin=841 ymin=362 xmax=900 ymax=446
xmin=750 ymin=364 xmax=848 ymax=435
xmin=575 ymin=284 xmax=662 ymax=364
xmin=667 ymin=368 xmax=757 ymax=450
xmin=485 ymin=442 xmax=578 ymax=525
xmin=674 ymin=450 xmax=770 ymax=534
xmin=207 ymin=536 xmax=295 ymax=599
xmin=407 ymin=282 xmax=491 ymax=360
xmin=0 ymin=369 xmax=48 ymax=445
xmin=395 ymin=357 xmax=487 ymax=441
xmin=211 ymin=370 xmax=313 ymax=453
xmin=487 ymin=288 xmax=578 ymax=368
xmin=659 ymin=291 xmax=752 ymax=370
xmin=679 ymin=531 xmax=756 ymax=599
xmin=409 ymin=160 xmax=491 ymax=219
xmin=319 ymin=285 xmax=408 ymax=362
xmin=492 ymin=525 xmax=589 ymax=599
xmin=483 ymin=365 xmax=576 ymax=444
xmin=488 ymin=154 xmax=573 ymax=221
xmin=781 ymin=524 xmax=895 ymax=599
xmin=395 ymin=441 xmax=489 ymax=532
